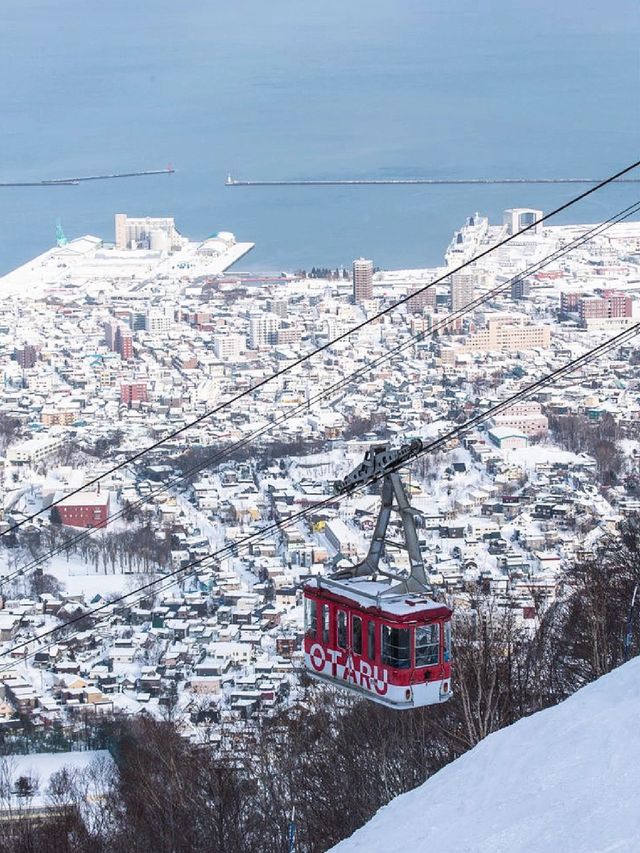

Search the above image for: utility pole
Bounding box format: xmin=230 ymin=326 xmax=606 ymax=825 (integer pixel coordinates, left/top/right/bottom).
xmin=288 ymin=805 xmax=296 ymax=853
xmin=624 ymin=584 xmax=638 ymax=662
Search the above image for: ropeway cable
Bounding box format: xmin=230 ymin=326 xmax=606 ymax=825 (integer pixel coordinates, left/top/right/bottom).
xmin=3 ymin=318 xmax=639 ymax=672
xmin=4 ymin=201 xmax=639 ymax=583
xmin=3 ymin=200 xmax=638 ymax=589
xmin=3 ymin=158 xmax=639 ymax=537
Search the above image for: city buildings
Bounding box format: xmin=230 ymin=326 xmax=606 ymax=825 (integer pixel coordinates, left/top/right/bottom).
xmin=249 ymin=313 xmax=279 ymax=348
xmin=511 ymin=279 xmax=531 ymax=300
xmin=407 ymin=284 xmax=437 ymax=313
xmin=105 ymin=321 xmax=133 ymax=360
xmin=41 ymin=408 xmax=76 ymax=426
xmin=121 ymin=382 xmax=148 ymax=407
xmin=449 ymin=272 xmax=475 ymax=312
xmin=103 ymin=321 xmax=119 ymax=351
xmin=457 ymin=316 xmax=552 ymax=354
xmin=114 ymin=214 xmax=183 ymax=251
xmin=490 ymin=402 xmax=549 ymax=437
xmin=13 ymin=345 xmax=38 ymax=369
xmin=352 ymin=258 xmax=373 ymax=303
xmin=213 ymin=334 xmax=246 ymax=361
xmin=115 ymin=327 xmax=133 ymax=360
xmin=6 ymin=435 xmax=65 ymax=466
xmin=579 ymin=291 xmax=633 ymax=326
xmin=561 ymin=290 xmax=634 ymax=328
xmin=0 ymin=207 xmax=639 ymax=737
xmin=145 ymin=304 xmax=175 ymax=334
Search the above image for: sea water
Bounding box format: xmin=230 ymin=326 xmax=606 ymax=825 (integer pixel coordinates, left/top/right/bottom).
xmin=0 ymin=0 xmax=638 ymax=275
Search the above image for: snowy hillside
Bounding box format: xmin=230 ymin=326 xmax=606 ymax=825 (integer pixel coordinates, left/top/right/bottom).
xmin=332 ymin=658 xmax=640 ymax=853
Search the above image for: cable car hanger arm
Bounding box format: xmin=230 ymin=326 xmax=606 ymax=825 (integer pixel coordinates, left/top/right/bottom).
xmin=331 ymin=445 xmax=428 ymax=593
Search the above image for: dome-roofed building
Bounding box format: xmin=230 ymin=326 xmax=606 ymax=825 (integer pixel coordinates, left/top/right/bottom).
xmin=197 ymin=231 xmax=237 ymax=256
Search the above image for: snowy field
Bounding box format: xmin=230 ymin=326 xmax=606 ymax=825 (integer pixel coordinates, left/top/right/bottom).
xmin=45 ymin=554 xmax=152 ymax=598
xmin=332 ymin=657 xmax=640 ymax=853
xmin=0 ymin=551 xmax=152 ymax=599
xmin=0 ymin=750 xmax=114 ymax=810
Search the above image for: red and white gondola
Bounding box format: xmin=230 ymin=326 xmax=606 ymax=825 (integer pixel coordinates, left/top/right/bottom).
xmin=302 ymin=442 xmax=453 ymax=709
xmin=303 ymin=576 xmax=452 ymax=709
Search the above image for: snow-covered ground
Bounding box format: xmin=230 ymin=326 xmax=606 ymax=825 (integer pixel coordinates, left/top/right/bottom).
xmin=506 ymin=444 xmax=585 ymax=472
xmin=0 ymin=235 xmax=254 ymax=298
xmin=47 ymin=560 xmax=148 ymax=598
xmin=332 ymin=658 xmax=640 ymax=853
xmin=0 ymin=750 xmax=114 ymax=809
xmin=0 ymin=550 xmax=154 ymax=599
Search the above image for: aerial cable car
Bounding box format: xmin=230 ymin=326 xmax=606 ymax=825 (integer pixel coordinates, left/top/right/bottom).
xmin=303 ymin=443 xmax=453 ymax=710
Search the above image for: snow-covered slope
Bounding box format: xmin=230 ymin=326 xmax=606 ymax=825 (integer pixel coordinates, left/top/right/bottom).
xmin=332 ymin=658 xmax=640 ymax=853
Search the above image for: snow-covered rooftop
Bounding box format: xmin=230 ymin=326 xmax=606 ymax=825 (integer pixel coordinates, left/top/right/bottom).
xmin=307 ymin=577 xmax=449 ymax=618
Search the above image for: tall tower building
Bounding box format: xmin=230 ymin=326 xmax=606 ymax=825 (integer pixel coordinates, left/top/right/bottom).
xmin=115 ymin=327 xmax=133 ymax=360
xmin=104 ymin=321 xmax=118 ymax=350
xmin=450 ymin=273 xmax=475 ymax=312
xmin=13 ymin=345 xmax=38 ymax=369
xmin=114 ymin=214 xmax=128 ymax=250
xmin=352 ymin=258 xmax=374 ymax=304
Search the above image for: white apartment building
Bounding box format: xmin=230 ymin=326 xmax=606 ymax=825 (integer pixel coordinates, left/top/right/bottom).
xmin=503 ymin=208 xmax=543 ymax=236
xmin=213 ymin=333 xmax=246 ymax=361
xmin=492 ymin=402 xmax=549 ymax=436
xmin=465 ymin=317 xmax=551 ymax=353
xmin=325 ymin=518 xmax=359 ymax=557
xmin=145 ymin=303 xmax=175 ymax=334
xmin=249 ymin=313 xmax=279 ymax=349
xmin=7 ymin=434 xmax=65 ymax=465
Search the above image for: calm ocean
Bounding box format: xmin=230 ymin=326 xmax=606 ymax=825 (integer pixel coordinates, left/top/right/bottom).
xmin=1 ymin=0 xmax=638 ymax=275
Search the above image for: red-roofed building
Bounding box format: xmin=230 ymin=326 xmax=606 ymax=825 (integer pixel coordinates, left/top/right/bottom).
xmin=52 ymin=492 xmax=110 ymax=529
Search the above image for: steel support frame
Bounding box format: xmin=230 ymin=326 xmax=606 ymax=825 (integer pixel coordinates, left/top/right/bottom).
xmin=332 ymin=471 xmax=428 ymax=593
